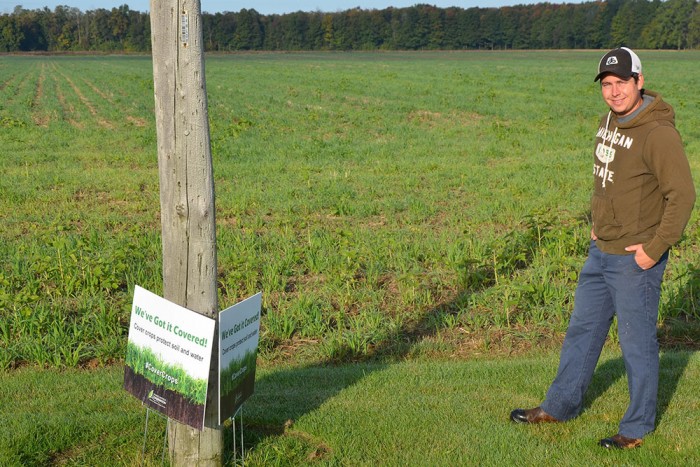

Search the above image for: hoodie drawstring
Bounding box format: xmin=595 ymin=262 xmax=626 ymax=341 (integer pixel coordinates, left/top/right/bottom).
xmin=601 ymin=111 xmax=615 ymax=189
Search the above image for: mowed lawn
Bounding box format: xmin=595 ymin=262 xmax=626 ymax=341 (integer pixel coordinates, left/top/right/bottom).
xmin=1 ymin=351 xmax=699 ymax=465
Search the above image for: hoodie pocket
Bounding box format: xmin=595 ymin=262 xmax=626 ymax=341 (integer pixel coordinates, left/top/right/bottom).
xmin=591 ymin=194 xmax=623 ymax=240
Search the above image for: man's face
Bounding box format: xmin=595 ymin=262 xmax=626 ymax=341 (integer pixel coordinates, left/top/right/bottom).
xmin=600 ymin=73 xmax=645 ymax=117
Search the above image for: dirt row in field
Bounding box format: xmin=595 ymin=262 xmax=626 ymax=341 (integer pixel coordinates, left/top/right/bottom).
xmin=30 ymin=61 xmax=148 ymax=129
xmin=32 ymin=63 xmax=49 ymax=127
xmin=57 ymin=67 xmax=115 ymax=129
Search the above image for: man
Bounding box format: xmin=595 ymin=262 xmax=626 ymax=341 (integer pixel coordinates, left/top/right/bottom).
xmin=509 ymin=47 xmax=695 ymax=449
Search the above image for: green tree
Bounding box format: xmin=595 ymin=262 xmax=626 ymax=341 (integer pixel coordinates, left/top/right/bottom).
xmin=393 ymin=6 xmax=431 ymax=49
xmin=125 ymin=9 xmax=150 ymax=51
xmin=585 ymin=0 xmax=625 ymax=49
xmin=305 ymin=12 xmax=324 ymax=49
xmin=457 ymin=8 xmax=482 ymax=49
xmin=529 ymin=6 xmax=555 ymax=48
xmin=0 ymin=14 xmax=23 ymax=51
xmin=232 ymin=9 xmax=263 ymax=50
xmin=15 ymin=7 xmax=48 ymax=51
xmin=51 ymin=6 xmax=83 ymax=50
xmin=553 ymin=4 xmax=577 ymax=49
xmin=441 ymin=7 xmax=462 ymax=49
xmin=610 ymin=0 xmax=660 ymax=48
xmin=5 ymin=2 xmax=700 ymax=53
xmin=370 ymin=9 xmax=392 ymax=50
xmin=425 ymin=5 xmax=445 ymax=49
xmin=641 ymin=0 xmax=696 ymax=49
xmin=480 ymin=8 xmax=502 ymax=49
xmin=108 ymin=4 xmax=130 ymax=49
xmin=688 ymin=3 xmax=700 ymax=48
xmin=87 ymin=9 xmax=112 ymax=50
xmin=265 ymin=12 xmax=309 ymax=50
xmin=206 ymin=12 xmax=237 ymax=51
xmin=321 ymin=13 xmax=334 ymax=49
xmin=499 ymin=7 xmax=522 ymax=49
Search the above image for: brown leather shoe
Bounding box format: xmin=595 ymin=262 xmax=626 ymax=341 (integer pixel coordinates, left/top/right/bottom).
xmin=599 ymin=434 xmax=642 ymax=449
xmin=510 ymin=407 xmax=559 ymax=424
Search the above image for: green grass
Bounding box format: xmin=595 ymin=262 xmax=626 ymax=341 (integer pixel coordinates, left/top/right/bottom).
xmin=1 ymin=351 xmax=698 ymax=465
xmin=1 ymin=50 xmax=700 ymax=463
xmin=2 ymin=51 xmax=700 ymax=369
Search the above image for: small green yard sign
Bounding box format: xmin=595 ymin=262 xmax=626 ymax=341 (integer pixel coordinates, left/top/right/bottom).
xmin=218 ymin=293 xmax=262 ymax=424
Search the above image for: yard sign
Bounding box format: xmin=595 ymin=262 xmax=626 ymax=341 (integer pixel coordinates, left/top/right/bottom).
xmin=218 ymin=292 xmax=263 ymax=424
xmin=124 ymin=285 xmax=216 ymax=430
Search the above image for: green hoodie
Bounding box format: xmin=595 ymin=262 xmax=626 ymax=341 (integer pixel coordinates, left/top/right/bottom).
xmin=591 ymin=89 xmax=695 ymax=262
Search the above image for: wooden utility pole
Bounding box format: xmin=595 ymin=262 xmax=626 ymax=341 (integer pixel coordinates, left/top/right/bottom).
xmin=149 ymin=1 xmax=222 ymax=464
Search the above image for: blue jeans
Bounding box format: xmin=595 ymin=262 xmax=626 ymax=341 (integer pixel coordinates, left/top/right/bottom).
xmin=541 ymin=241 xmax=668 ymax=439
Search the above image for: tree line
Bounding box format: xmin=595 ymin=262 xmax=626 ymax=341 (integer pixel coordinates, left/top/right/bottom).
xmin=2 ymin=1 xmax=700 ymax=53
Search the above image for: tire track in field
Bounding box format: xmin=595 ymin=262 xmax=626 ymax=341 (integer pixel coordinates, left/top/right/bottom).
xmin=49 ymin=62 xmax=83 ymax=129
xmin=0 ymin=67 xmax=31 ymax=107
xmin=0 ymin=64 xmax=24 ymax=92
xmin=81 ymin=77 xmax=148 ymax=128
xmin=0 ymin=74 xmax=14 ymax=91
xmin=82 ymin=77 xmax=115 ymax=104
xmin=32 ymin=62 xmax=50 ymax=127
xmin=0 ymin=74 xmax=18 ymax=113
xmin=54 ymin=66 xmax=115 ymax=129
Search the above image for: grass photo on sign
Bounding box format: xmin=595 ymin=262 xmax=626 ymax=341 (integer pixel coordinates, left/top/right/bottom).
xmin=221 ymin=348 xmax=258 ymax=395
xmin=219 ymin=292 xmax=262 ymax=422
xmin=220 ymin=347 xmax=258 ymax=419
xmin=123 ymin=342 xmax=209 ymax=429
xmin=124 ymin=342 xmax=207 ymax=405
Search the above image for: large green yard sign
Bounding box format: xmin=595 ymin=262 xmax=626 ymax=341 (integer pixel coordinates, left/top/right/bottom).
xmin=124 ymin=286 xmax=262 ymax=429
xmin=124 ymin=286 xmax=216 ymax=430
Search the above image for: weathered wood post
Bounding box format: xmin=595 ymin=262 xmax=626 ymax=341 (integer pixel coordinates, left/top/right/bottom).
xmin=149 ymin=1 xmax=223 ymax=464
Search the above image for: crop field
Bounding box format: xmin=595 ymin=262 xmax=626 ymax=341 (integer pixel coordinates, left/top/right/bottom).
xmin=2 ymin=51 xmax=700 ymax=373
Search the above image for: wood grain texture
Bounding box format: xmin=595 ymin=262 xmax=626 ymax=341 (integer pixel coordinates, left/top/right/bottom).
xmin=150 ymin=1 xmax=222 ymax=464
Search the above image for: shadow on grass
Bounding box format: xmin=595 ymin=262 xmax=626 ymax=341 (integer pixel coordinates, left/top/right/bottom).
xmin=570 ymin=259 xmax=700 ymax=426
xmin=232 ymin=285 xmax=480 ymax=461
xmin=582 ymin=357 xmax=625 ymax=413
xmin=544 ymin=247 xmax=700 ymax=427
xmin=234 ymin=227 xmax=700 ymax=461
xmin=581 ymin=350 xmax=694 ymax=428
xmin=656 ymin=350 xmax=694 ymax=426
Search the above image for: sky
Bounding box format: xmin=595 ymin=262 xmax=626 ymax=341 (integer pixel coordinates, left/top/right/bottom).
xmin=3 ymin=1 xmax=580 ymax=15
